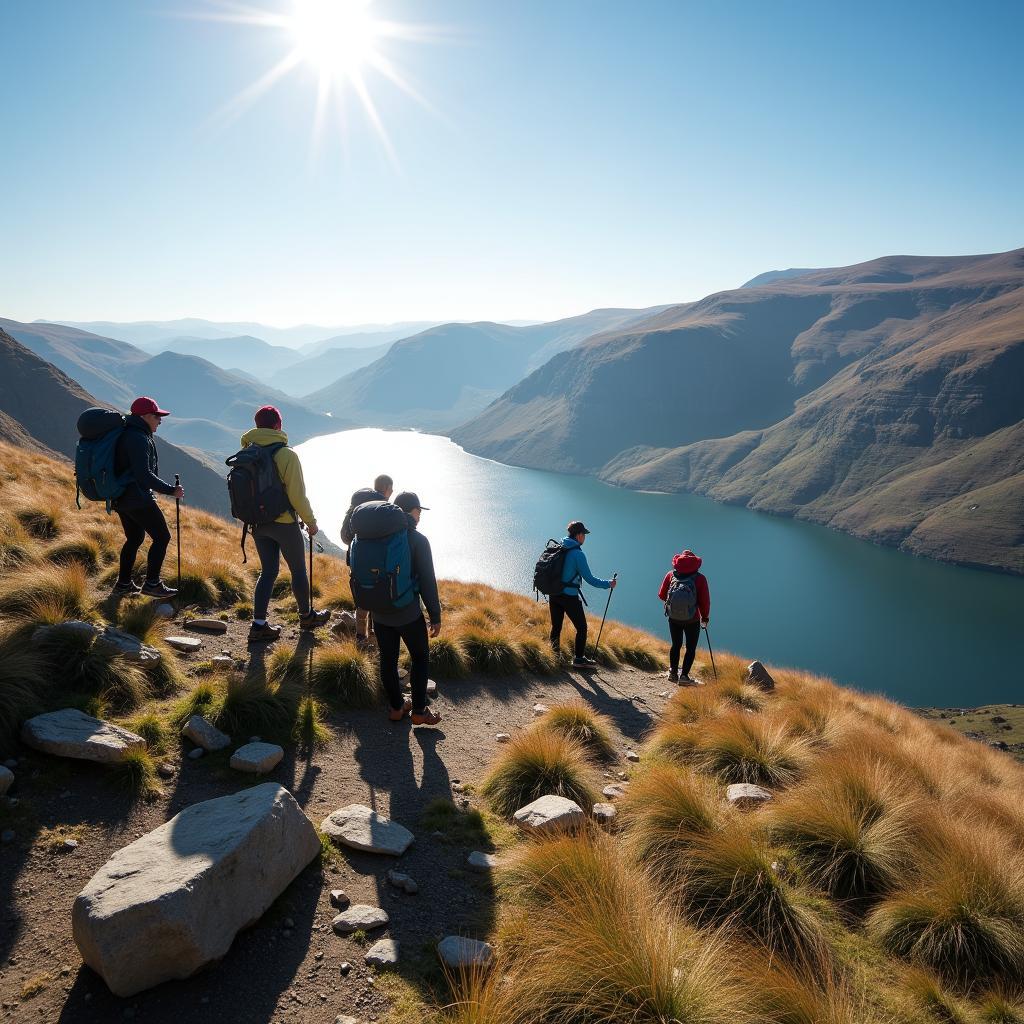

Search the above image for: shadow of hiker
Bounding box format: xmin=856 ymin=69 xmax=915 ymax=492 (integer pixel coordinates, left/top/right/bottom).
xmin=566 ymin=668 xmax=656 ymax=744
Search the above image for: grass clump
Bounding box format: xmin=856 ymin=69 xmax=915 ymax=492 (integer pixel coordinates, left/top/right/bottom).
xmin=481 ymin=727 xmax=598 ymax=817
xmin=129 ymin=712 xmax=168 ymax=754
xmin=175 ymin=570 xmax=219 ymax=607
xmin=215 ymin=671 xmax=296 ymax=742
xmin=429 ymin=635 xmax=471 ymax=679
xmin=16 ymin=506 xmax=60 ymax=540
xmin=421 ymin=798 xmax=492 ymax=848
xmin=0 ymin=561 xmax=94 ymax=622
xmin=309 ymin=642 xmax=379 ymax=707
xmin=0 ymin=624 xmax=46 ymax=746
xmin=978 ymin=991 xmax=1024 ymax=1023
xmin=462 ymin=630 xmax=523 ymax=676
xmin=171 ymin=680 xmax=221 ymax=726
xmin=45 ymin=535 xmax=102 ymax=572
xmin=537 ymin=701 xmax=615 ymax=759
xmin=293 ymin=694 xmax=331 ymax=750
xmin=111 ymin=749 xmax=162 ymax=801
xmin=687 ymin=712 xmax=812 ymax=788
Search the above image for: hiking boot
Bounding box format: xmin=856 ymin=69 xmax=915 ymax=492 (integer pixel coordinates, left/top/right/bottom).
xmin=248 ymin=622 xmax=282 ymax=643
xmin=678 ymin=674 xmax=694 ymax=685
xmin=388 ymin=700 xmax=413 ymax=722
xmin=666 ymin=668 xmax=679 ymax=683
xmin=411 ymin=708 xmax=442 ymax=727
xmin=141 ymin=579 xmax=178 ymax=598
xmin=300 ymin=608 xmax=331 ymax=631
xmin=112 ymin=578 xmax=142 ymax=596
xmin=572 ymin=655 xmax=598 ymax=670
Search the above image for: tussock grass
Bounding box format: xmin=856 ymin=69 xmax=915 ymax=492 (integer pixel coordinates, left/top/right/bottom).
xmin=481 ymin=728 xmax=598 ymax=817
xmin=16 ymin=506 xmax=60 ymax=540
xmin=537 ymin=701 xmax=615 ymax=759
xmin=978 ymin=990 xmax=1024 ymax=1023
xmin=45 ymin=535 xmax=103 ymax=572
xmin=428 ymin=635 xmax=471 ymax=679
xmin=174 ymin=570 xmax=219 ymax=607
xmin=0 ymin=624 xmax=46 ymax=745
xmin=171 ymin=680 xmax=221 ymax=726
xmin=750 ymin=960 xmax=870 ymax=1024
xmin=901 ymin=967 xmax=975 ymax=1024
xmin=461 ymin=630 xmax=523 ymax=676
xmin=0 ymin=561 xmax=95 ymax=621
xmin=421 ymin=798 xmax=492 ymax=848
xmin=293 ymin=694 xmax=331 ymax=750
xmin=129 ymin=712 xmax=167 ymax=754
xmin=111 ymin=749 xmax=161 ymax=800
xmin=215 ymin=671 xmax=296 ymax=742
xmin=309 ymin=641 xmax=379 ymax=707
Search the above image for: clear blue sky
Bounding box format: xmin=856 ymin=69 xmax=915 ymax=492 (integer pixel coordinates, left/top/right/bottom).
xmin=2 ymin=0 xmax=1022 ymax=326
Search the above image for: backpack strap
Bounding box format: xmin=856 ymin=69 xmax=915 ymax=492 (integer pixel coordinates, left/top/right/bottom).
xmin=240 ymin=522 xmax=249 ymax=564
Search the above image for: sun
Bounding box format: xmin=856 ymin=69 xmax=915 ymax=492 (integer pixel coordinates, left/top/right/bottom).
xmin=288 ymin=0 xmax=380 ymax=82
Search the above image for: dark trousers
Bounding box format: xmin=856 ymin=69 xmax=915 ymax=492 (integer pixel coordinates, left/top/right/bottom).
xmin=549 ymin=594 xmax=588 ymax=658
xmin=669 ymin=618 xmax=702 ymax=675
xmin=116 ymin=502 xmax=171 ymax=584
xmin=252 ymin=521 xmax=311 ymax=620
xmin=374 ymin=615 xmax=430 ymax=712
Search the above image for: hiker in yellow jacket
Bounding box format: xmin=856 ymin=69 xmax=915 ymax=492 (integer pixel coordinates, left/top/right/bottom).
xmin=242 ymin=406 xmax=330 ymax=642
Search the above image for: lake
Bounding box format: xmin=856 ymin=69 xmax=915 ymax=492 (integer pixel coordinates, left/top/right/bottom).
xmin=297 ymin=428 xmax=1024 ymax=707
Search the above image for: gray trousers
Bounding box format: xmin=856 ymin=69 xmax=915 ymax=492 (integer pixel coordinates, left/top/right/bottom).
xmin=252 ymin=521 xmax=310 ymax=619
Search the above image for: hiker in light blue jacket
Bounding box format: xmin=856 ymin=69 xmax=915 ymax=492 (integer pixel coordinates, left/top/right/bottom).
xmin=549 ymin=520 xmax=616 ymax=669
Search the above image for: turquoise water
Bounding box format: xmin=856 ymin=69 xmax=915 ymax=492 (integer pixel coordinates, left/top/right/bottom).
xmin=296 ymin=428 xmax=1024 ymax=707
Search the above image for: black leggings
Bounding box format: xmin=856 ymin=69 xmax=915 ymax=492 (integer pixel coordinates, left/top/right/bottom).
xmin=116 ymin=502 xmax=171 ymax=584
xmin=669 ymin=618 xmax=702 ymax=675
xmin=550 ymin=594 xmax=588 ymax=657
xmin=374 ymin=615 xmax=430 ymax=712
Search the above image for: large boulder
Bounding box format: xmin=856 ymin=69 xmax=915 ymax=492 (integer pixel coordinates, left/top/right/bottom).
xmin=72 ymin=783 xmax=319 ymax=997
xmin=746 ymin=661 xmax=776 ymax=692
xmin=320 ymin=804 xmax=413 ymax=856
xmin=513 ymin=795 xmax=585 ymax=835
xmin=22 ymin=709 xmax=146 ymax=764
xmin=32 ymin=621 xmax=160 ymax=665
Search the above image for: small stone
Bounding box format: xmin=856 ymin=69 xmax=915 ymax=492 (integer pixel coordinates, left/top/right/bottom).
xmin=63 ymin=838 xmax=79 ymax=851
xmin=335 ymin=1017 xmax=360 ymax=1024
xmin=726 ymin=783 xmax=774 ymax=807
xmin=1 ymin=829 xmax=14 ymax=843
xmin=185 ymin=618 xmax=229 ymax=634
xmin=746 ymin=660 xmax=776 ymax=692
xmin=451 ymin=782 xmax=465 ymax=793
xmin=659 ymin=691 xmax=669 ymax=698
xmin=625 ymin=751 xmax=640 ymax=762
xmin=157 ymin=763 xmax=175 ymax=779
xmin=533 ymin=703 xmax=549 ymax=716
xmin=0 ymin=766 xmax=13 ymax=796
xmin=467 ymin=851 xmax=499 ymax=872
xmin=602 ymin=784 xmax=627 ymax=800
xmin=339 ymin=962 xmax=352 ymax=976
xmin=181 ymin=715 xmax=230 ymax=751
xmin=616 ymin=771 xmax=628 ymax=780
xmin=364 ymin=939 xmax=399 ymax=969
xmin=165 ymin=636 xmax=203 ymax=653
xmin=211 ymin=656 xmax=234 ymax=668
xmin=387 ymin=870 xmax=418 ymax=894
xmin=332 ymin=905 xmax=389 ymax=934
xmin=320 ymin=804 xmax=413 ymax=856
xmin=188 ymin=747 xmax=204 ymax=760
xmin=437 ymin=936 xmax=493 ymax=970
xmin=990 ymin=740 xmax=1010 ymax=751
xmin=230 ymin=742 xmax=284 ymax=775
xmin=495 ymin=733 xmax=511 ymax=743
xmin=154 ymin=604 xmax=174 ymax=619
xmin=592 ymin=802 xmax=617 ymax=824
xmin=513 ymin=795 xmax=585 ymax=835
xmin=330 ymin=890 xmax=350 ymax=909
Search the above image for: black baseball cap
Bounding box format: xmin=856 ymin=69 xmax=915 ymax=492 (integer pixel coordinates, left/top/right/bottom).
xmin=567 ymin=520 xmax=590 ymax=536
xmin=395 ymin=491 xmax=429 ymax=513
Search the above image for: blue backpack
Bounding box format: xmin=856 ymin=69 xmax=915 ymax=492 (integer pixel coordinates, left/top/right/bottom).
xmin=349 ymin=501 xmax=417 ymax=613
xmin=75 ymin=408 xmax=132 ymax=512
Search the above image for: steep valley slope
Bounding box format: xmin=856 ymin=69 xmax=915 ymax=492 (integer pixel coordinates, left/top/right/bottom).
xmin=453 ymin=249 xmax=1024 ymax=574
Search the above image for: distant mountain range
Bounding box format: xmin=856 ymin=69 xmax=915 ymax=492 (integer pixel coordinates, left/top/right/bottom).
xmin=453 ymin=249 xmax=1024 ymax=574
xmin=0 ymin=328 xmax=230 ymax=516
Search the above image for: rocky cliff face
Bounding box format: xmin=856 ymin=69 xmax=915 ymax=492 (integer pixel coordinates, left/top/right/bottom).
xmin=453 ymin=249 xmax=1024 ymax=573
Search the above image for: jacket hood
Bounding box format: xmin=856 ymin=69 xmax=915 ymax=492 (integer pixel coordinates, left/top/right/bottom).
xmin=241 ymin=427 xmax=289 ymax=447
xmin=561 ymin=537 xmax=581 ymax=548
xmin=673 ymin=550 xmax=702 ymax=574
xmin=125 ymin=414 xmax=152 ymax=434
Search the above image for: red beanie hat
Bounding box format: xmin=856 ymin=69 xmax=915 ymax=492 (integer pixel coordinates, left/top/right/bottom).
xmin=254 ymin=405 xmax=282 ymax=429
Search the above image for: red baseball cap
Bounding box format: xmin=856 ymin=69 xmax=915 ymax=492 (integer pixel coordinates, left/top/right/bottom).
xmin=130 ymin=396 xmax=171 ymax=417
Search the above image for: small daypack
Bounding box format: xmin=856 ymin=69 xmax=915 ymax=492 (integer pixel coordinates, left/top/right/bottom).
xmin=533 ymin=539 xmax=569 ymax=598
xmin=224 ymin=442 xmax=291 ymax=561
xmin=75 ymin=408 xmax=132 ymax=512
xmin=348 ymin=501 xmax=417 ymax=613
xmin=665 ymin=571 xmax=699 ymax=621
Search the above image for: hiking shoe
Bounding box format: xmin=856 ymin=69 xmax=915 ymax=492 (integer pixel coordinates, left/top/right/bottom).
xmin=141 ymin=580 xmax=178 ymax=598
xmin=666 ymin=668 xmax=679 ymax=683
xmin=678 ymin=674 xmax=694 ymax=685
xmin=300 ymin=608 xmax=331 ymax=631
xmin=248 ymin=622 xmax=282 ymax=643
xmin=112 ymin=579 xmax=141 ymax=596
xmin=411 ymin=709 xmax=442 ymax=727
xmin=388 ymin=700 xmax=413 ymax=722
xmin=572 ymin=656 xmax=598 ymax=669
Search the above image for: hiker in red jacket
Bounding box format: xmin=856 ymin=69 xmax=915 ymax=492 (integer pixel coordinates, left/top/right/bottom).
xmin=658 ymin=550 xmax=711 ymax=684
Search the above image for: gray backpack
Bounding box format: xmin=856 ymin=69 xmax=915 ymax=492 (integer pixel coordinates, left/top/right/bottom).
xmin=665 ymin=572 xmax=698 ymax=621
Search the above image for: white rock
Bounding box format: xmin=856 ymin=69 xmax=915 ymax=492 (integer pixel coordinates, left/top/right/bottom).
xmin=495 ymin=733 xmax=511 ymax=743
xmin=22 ymin=709 xmax=146 ymax=764
xmin=387 ymin=870 xmax=418 ymax=894
xmin=726 ymin=783 xmax=773 ymax=807
xmin=166 ymin=636 xmax=203 ymax=653
xmin=229 ymin=742 xmax=284 ymax=775
xmin=335 ymin=1016 xmax=361 ymax=1024
xmin=467 ymin=851 xmax=499 ymax=872
xmin=72 ymin=783 xmax=319 ymax=997
xmin=602 ymin=784 xmax=628 ymax=800
xmin=437 ymin=936 xmax=493 ymax=969
xmin=0 ymin=766 xmax=13 ymax=795
xmin=532 ymin=703 xmax=549 ymax=716
xmin=592 ymin=802 xmax=617 ymax=824
xmin=330 ymin=611 xmax=357 ymax=637
xmin=32 ymin=621 xmax=160 ymax=665
xmin=211 ymin=656 xmax=234 ymax=668
xmin=364 ymin=939 xmax=399 ymax=969
xmin=185 ymin=618 xmax=228 ymax=634
xmin=625 ymin=751 xmax=640 ymax=763
xmin=513 ymin=795 xmax=585 ymax=835
xmin=320 ymin=804 xmax=413 ymax=856
xmin=181 ymin=715 xmax=230 ymax=752
xmin=331 ymin=905 xmax=389 ymax=934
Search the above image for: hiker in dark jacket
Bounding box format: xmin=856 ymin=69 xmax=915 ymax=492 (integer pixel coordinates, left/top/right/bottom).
xmin=241 ymin=405 xmax=331 ymax=642
xmin=373 ymin=491 xmax=442 ymax=727
xmin=657 ymin=549 xmax=711 ymax=684
xmin=111 ymin=397 xmax=184 ymax=598
xmin=340 ymin=474 xmax=393 ymax=644
xmin=549 ymin=521 xmax=615 ymax=669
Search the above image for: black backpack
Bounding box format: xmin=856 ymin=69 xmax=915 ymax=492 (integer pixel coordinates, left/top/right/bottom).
xmin=533 ymin=539 xmax=569 ymax=598
xmin=225 ymin=442 xmax=291 ymax=560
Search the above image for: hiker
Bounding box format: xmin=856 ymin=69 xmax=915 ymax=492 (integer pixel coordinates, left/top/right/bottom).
xmin=549 ymin=521 xmax=616 ymax=668
xmin=340 ymin=474 xmax=393 ymax=645
xmin=111 ymin=397 xmax=185 ymax=598
xmin=351 ymin=490 xmax=442 ymax=726
xmin=238 ymin=405 xmax=331 ymax=642
xmin=658 ymin=549 xmax=711 ymax=683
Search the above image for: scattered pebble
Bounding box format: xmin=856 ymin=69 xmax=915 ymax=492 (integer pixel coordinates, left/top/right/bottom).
xmin=339 ymin=962 xmax=352 ymax=976
xmin=330 ymin=889 xmax=350 ymax=909
xmin=188 ymin=747 xmax=204 ymax=760
xmin=62 ymin=839 xmax=79 ymax=852
xmin=495 ymin=733 xmax=511 ymax=743
xmin=157 ymin=763 xmax=176 ymax=779
xmin=625 ymin=751 xmax=640 ymax=763
xmin=387 ymin=870 xmax=418 ymax=894
xmin=533 ymin=703 xmax=549 ymax=716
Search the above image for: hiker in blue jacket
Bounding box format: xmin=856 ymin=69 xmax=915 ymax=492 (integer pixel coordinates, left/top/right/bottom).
xmin=549 ymin=520 xmax=616 ymax=669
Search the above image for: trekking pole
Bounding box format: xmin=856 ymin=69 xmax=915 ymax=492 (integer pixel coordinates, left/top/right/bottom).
xmin=702 ymin=624 xmax=719 ymax=682
xmin=594 ymin=572 xmax=617 ymax=655
xmin=174 ymin=474 xmax=181 ymax=590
